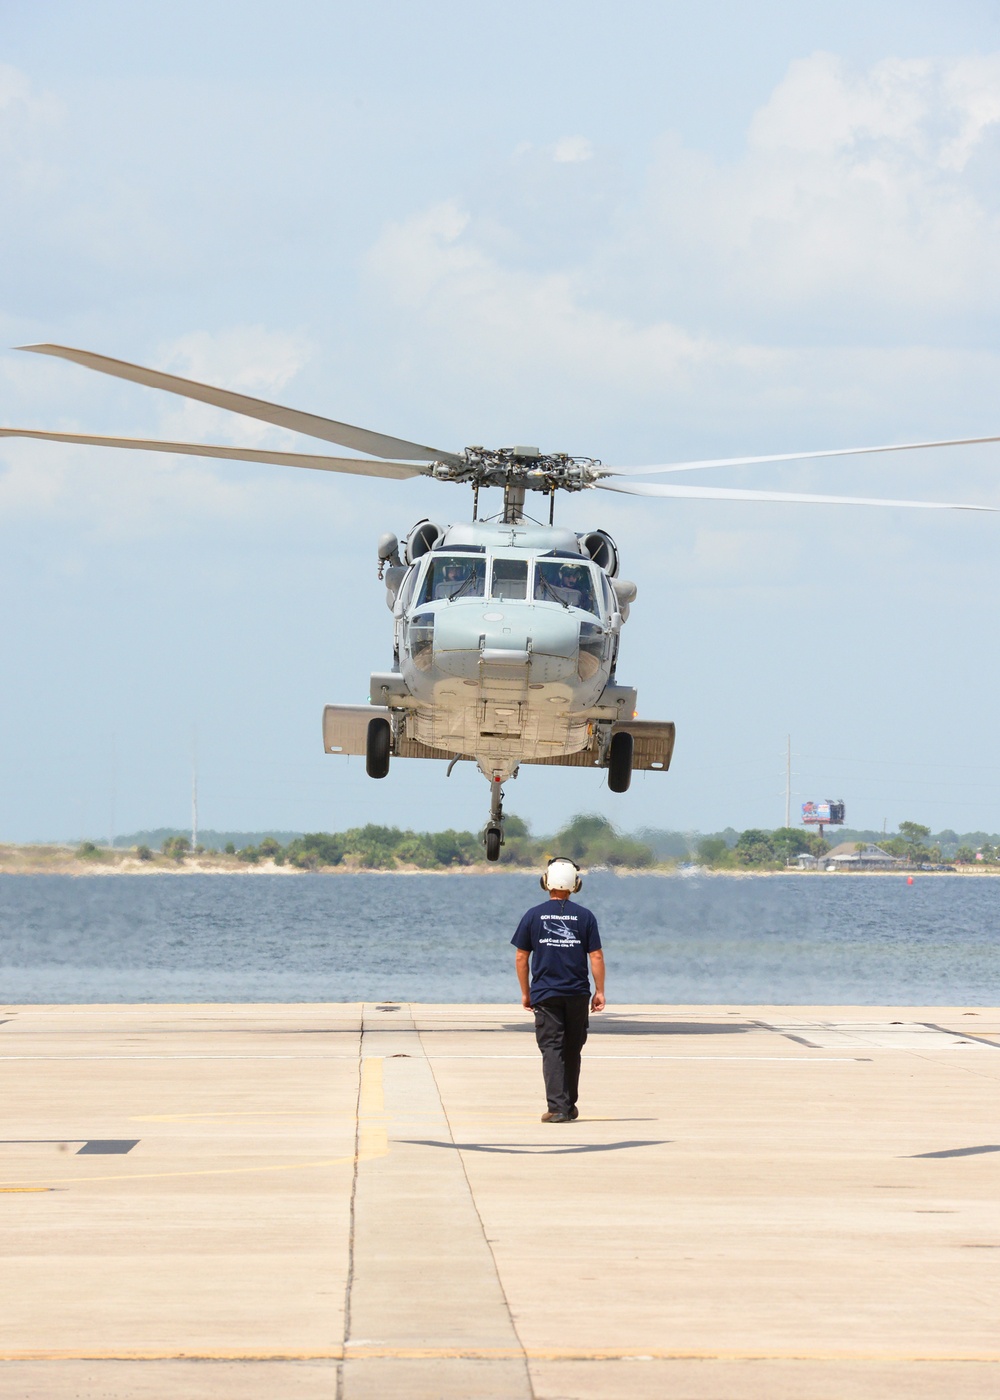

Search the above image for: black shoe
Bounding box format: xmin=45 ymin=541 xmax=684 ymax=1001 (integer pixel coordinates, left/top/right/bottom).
xmin=568 ymin=1106 xmax=579 ymax=1120
xmin=541 ymin=1111 xmax=571 ymax=1123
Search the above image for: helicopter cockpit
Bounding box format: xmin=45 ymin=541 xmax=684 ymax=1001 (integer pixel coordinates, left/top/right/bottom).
xmin=533 ymin=558 xmax=597 ymax=614
xmin=417 ymin=554 xmax=487 ymax=605
xmin=411 ymin=550 xmax=604 ymax=616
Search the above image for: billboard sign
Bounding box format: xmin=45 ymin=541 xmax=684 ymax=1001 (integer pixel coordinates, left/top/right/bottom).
xmin=802 ymin=800 xmax=845 ymax=825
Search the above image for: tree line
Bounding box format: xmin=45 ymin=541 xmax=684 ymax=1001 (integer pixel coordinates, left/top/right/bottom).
xmin=694 ymin=820 xmax=1000 ymax=869
xmin=156 ymin=813 xmax=656 ymax=871
xmin=83 ymin=816 xmax=1000 ymax=872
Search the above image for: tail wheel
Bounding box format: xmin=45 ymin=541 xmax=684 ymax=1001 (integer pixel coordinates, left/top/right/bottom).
xmin=607 ymin=730 xmax=634 ymax=793
xmin=365 ymin=717 xmax=391 ymax=779
xmin=485 ymin=826 xmax=502 ymax=862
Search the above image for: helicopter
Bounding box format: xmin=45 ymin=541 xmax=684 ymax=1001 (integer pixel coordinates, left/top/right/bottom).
xmin=3 ymin=343 xmax=998 ymax=860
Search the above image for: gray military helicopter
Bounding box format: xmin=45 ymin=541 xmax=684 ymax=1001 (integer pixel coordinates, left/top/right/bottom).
xmin=3 ymin=343 xmax=998 ymax=859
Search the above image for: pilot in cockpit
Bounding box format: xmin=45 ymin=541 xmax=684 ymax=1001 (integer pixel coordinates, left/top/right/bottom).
xmin=553 ymin=562 xmax=593 ymax=611
xmin=434 ymin=559 xmax=473 ymax=599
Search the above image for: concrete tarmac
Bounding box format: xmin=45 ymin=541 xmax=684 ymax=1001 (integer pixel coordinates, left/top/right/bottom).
xmin=1 ymin=1002 xmax=998 ymax=1399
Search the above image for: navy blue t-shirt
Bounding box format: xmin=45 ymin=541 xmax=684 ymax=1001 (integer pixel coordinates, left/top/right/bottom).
xmin=511 ymin=898 xmax=601 ymax=1003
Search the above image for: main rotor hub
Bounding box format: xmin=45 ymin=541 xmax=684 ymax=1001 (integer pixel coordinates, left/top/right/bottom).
xmin=428 ymin=447 xmax=602 ymax=493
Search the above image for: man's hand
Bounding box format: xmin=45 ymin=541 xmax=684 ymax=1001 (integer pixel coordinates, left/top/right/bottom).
xmin=515 ymin=948 xmax=532 ymax=1011
xmin=589 ymin=948 xmax=606 ymax=1012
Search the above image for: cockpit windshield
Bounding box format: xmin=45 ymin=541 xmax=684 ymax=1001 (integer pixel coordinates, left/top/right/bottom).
xmin=417 ymin=554 xmax=486 ymax=606
xmin=491 ymin=559 xmax=528 ymax=601
xmin=533 ymin=558 xmax=598 ymax=615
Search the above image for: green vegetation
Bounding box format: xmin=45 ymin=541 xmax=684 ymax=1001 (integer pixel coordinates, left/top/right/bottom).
xmin=694 ymin=826 xmax=826 ymax=869
xmin=36 ymin=816 xmax=1000 ymax=874
xmin=878 ymin=821 xmax=936 ymax=864
xmin=226 ymin=813 xmax=655 ymax=871
xmin=554 ymin=813 xmax=653 ymax=868
xmin=690 ymin=818 xmax=1000 ymax=870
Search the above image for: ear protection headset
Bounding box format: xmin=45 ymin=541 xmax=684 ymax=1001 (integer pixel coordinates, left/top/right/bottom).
xmin=540 ymin=856 xmax=583 ymax=893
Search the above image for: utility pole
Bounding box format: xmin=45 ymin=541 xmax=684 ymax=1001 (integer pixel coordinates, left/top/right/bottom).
xmin=191 ymin=730 xmax=198 ymax=855
xmin=784 ymin=735 xmax=791 ymax=829
xmin=109 ymin=732 xmax=117 ymax=852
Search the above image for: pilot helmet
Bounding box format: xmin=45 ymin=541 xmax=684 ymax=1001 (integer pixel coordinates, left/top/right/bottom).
xmin=540 ymin=856 xmax=582 ymax=893
xmin=559 ymin=562 xmax=583 ymax=582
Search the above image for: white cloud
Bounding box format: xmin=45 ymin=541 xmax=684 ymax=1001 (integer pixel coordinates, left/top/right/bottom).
xmin=363 ymin=51 xmax=1000 ymax=470
xmin=0 ymin=63 xmax=60 ymax=131
xmin=366 ymin=201 xmax=739 ymax=406
xmin=552 ymin=136 xmax=593 ymax=164
xmin=0 ymin=324 xmax=331 ymax=535
xmin=155 ymin=325 xmax=317 ymax=446
xmin=0 ymin=64 xmax=62 ymax=194
xmin=627 ymin=51 xmax=1000 ymax=321
xmin=160 ymin=325 xmax=313 ymax=396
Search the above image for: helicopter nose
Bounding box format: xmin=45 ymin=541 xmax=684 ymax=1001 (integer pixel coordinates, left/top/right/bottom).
xmin=527 ymin=610 xmax=579 ymax=661
xmin=430 ymin=605 xmax=580 ymax=681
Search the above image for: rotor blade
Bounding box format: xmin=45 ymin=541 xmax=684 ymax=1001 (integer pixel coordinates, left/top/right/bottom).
xmin=17 ymin=344 xmax=462 ymax=465
xmin=603 ymin=432 xmax=1000 ymax=477
xmin=0 ymin=428 xmax=428 ymax=480
xmin=595 ymin=481 xmax=997 ymax=511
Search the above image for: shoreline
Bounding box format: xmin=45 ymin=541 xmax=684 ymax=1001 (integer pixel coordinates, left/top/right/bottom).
xmin=2 ymin=845 xmax=1000 ymax=877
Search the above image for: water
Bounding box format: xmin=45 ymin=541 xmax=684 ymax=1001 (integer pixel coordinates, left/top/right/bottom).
xmin=0 ymin=872 xmax=997 ymax=1004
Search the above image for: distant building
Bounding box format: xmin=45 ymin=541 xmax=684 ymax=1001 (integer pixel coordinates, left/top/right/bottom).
xmin=824 ymin=842 xmax=901 ymax=871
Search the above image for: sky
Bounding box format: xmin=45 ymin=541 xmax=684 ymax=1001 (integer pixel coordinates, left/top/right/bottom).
xmin=3 ymin=0 xmax=1000 ymax=843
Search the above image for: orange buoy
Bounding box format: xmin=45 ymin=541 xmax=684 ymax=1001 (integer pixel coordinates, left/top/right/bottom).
xmin=906 ymin=875 xmax=914 ymax=885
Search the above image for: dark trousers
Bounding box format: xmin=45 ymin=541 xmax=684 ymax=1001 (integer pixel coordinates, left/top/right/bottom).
xmin=533 ymin=995 xmax=590 ymax=1113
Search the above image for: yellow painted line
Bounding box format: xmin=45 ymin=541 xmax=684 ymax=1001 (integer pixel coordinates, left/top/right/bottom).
xmin=0 ymin=1351 xmax=342 ymax=1361
xmin=360 ymin=1055 xmax=384 ymax=1113
xmin=342 ymin=1346 xmax=1000 ymax=1363
xmin=132 ymin=1111 xmax=335 ymax=1122
xmin=0 ymin=1127 xmax=389 ymax=1193
xmin=1 ymin=1348 xmax=998 ymax=1363
xmin=359 ymin=1055 xmax=387 ymax=1159
xmin=0 ymin=1158 xmax=355 ymax=1190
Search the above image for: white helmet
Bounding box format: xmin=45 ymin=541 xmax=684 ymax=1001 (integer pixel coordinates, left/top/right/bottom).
xmin=540 ymin=856 xmax=582 ymax=893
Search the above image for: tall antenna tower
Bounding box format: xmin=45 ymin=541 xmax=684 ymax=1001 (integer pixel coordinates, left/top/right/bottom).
xmin=191 ymin=729 xmax=198 ymax=854
xmin=784 ymin=735 xmax=791 ymax=829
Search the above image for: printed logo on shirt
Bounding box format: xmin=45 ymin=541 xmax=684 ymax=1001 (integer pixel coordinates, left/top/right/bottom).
xmin=539 ymin=915 xmax=580 ymax=945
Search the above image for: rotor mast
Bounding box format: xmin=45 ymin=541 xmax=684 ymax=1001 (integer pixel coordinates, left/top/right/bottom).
xmin=502 ymin=478 xmax=526 ymax=524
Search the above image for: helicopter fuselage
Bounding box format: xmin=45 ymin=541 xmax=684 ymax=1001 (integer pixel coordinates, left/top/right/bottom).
xmin=372 ymin=521 xmax=635 ymax=783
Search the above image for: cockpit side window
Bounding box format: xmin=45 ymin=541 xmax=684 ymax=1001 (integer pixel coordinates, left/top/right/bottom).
xmin=417 ymin=554 xmax=486 ymax=606
xmin=533 ymin=559 xmax=599 ymax=615
xmin=490 ymin=558 xmax=528 ymax=601
xmin=398 ymin=565 xmax=418 ymax=614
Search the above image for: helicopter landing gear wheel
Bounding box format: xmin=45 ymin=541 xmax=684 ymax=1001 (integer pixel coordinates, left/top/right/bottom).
xmin=365 ymin=717 xmax=391 ymax=779
xmin=607 ymin=730 xmax=634 ymax=793
xmin=485 ymin=826 xmax=502 ymax=862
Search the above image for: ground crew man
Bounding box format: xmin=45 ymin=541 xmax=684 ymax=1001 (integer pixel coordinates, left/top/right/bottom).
xmin=512 ymin=857 xmax=605 ymax=1122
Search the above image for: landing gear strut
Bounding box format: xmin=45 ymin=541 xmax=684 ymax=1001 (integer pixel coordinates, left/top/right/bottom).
xmin=483 ymin=776 xmax=505 ymax=862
